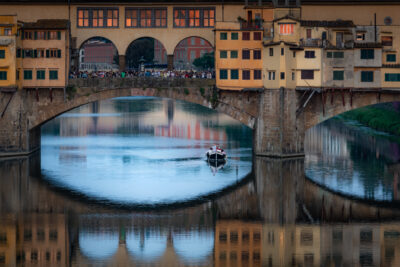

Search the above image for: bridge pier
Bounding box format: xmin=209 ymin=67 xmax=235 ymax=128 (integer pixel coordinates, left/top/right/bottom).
xmin=0 ymin=91 xmax=41 ymax=157
xmin=119 ymin=55 xmax=126 ymax=71
xmin=254 ymin=88 xmax=305 ymax=158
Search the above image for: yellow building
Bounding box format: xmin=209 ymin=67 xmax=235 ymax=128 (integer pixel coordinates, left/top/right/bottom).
xmin=0 ymin=15 xmax=18 ymax=90
xmin=17 ymin=19 xmax=69 ymax=89
xmin=0 ymin=216 xmax=17 ymax=266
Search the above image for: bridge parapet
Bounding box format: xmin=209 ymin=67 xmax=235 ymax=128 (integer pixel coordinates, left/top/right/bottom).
xmin=68 ymin=77 xmax=215 ymax=91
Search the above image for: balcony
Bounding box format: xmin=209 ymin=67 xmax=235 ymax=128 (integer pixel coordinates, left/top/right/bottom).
xmin=240 ymin=20 xmax=263 ymax=30
xmin=300 ymin=38 xmax=323 ymax=48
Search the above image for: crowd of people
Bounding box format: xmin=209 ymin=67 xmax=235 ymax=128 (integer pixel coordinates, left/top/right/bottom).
xmin=69 ymin=70 xmax=215 ymax=79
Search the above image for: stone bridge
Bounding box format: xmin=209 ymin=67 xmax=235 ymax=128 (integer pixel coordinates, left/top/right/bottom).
xmin=1 ymin=78 xmax=400 ymax=157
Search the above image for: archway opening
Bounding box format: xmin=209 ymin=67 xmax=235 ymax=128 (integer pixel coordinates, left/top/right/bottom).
xmin=125 ymin=37 xmax=167 ymax=71
xmin=173 ymin=37 xmax=213 ymax=71
xmin=79 ymin=37 xmax=119 ymax=72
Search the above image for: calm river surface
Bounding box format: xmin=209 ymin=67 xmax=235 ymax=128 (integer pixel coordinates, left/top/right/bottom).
xmin=0 ymin=97 xmax=400 ymax=266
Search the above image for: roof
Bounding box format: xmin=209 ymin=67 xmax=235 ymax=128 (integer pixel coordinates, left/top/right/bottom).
xmin=21 ymin=19 xmax=69 ymax=29
xmin=300 ymin=20 xmax=355 ymax=28
xmin=273 ymin=15 xmax=300 ymax=23
xmin=263 ymin=41 xmax=299 ymax=47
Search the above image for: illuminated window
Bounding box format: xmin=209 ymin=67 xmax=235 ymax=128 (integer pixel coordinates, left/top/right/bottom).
xmin=382 ymin=36 xmax=393 ymax=46
xmin=173 ymin=7 xmax=214 ymax=28
xmin=77 ymin=8 xmax=118 ymax=28
xmin=279 ymin=23 xmax=294 ymax=35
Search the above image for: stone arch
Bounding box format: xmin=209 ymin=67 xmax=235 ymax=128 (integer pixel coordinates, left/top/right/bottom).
xmin=303 ymin=90 xmax=400 ymax=130
xmin=77 ymin=36 xmax=119 ymax=71
xmin=125 ymin=37 xmax=168 ymax=70
xmin=173 ymin=36 xmax=214 ymax=70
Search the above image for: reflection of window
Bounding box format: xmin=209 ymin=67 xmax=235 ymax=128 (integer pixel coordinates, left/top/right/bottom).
xmin=78 ymin=9 xmax=89 ymax=27
xmin=360 ymin=230 xmax=373 ymax=243
xmin=173 ymin=8 xmax=214 ymax=28
xmin=382 ymin=36 xmax=393 ymax=46
xmin=230 ymin=230 xmax=239 ymax=242
xmin=219 ymin=231 xmax=227 ymax=242
xmin=24 ymin=229 xmax=32 ymax=241
xmin=279 ymin=23 xmax=294 ymax=35
xmin=0 ymin=232 xmax=6 ymax=244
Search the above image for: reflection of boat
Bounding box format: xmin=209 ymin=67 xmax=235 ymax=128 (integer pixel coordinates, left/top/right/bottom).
xmin=206 ymin=146 xmax=227 ymax=162
xmin=207 ymin=159 xmax=226 ymax=175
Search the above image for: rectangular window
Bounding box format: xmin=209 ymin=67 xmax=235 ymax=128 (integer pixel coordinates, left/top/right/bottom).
xmin=268 ymin=71 xmax=275 ymax=80
xmin=220 ymin=32 xmax=227 ymax=40
xmin=361 ymin=49 xmax=374 ymax=59
xmin=220 ymin=50 xmax=227 ymax=58
xmin=253 ymin=32 xmax=262 ymax=40
xmin=333 ymin=70 xmax=344 ymax=80
xmin=382 ymin=36 xmax=393 ymax=46
xmin=24 ymin=49 xmax=34 ymax=58
xmin=254 ymin=69 xmax=262 ymax=80
xmin=356 ymin=32 xmax=365 ymax=41
xmin=49 ymin=70 xmax=58 ymax=80
xmin=77 ymin=8 xmax=119 ymax=28
xmin=230 ymin=50 xmax=238 ymax=58
xmin=269 ymin=48 xmax=273 ymax=56
xmin=37 ymin=49 xmax=45 ymax=58
xmin=279 ymin=23 xmax=294 ymax=35
xmin=16 ymin=69 xmax=19 ymax=80
xmin=253 ymin=50 xmax=261 ymax=60
xmin=126 ymin=8 xmax=167 ymax=28
xmin=305 ymin=51 xmax=315 ymax=58
xmin=333 ymin=52 xmax=344 ymax=58
xmin=242 ymin=32 xmax=250 ymax=41
xmin=242 ymin=70 xmax=250 ymax=80
xmin=48 ymin=31 xmax=58 ymax=40
xmin=36 ymin=70 xmax=45 ymax=80
xmin=23 ymin=31 xmax=33 ymax=40
xmin=361 ymin=71 xmax=373 ymax=82
xmin=173 ymin=7 xmax=214 ymax=28
xmin=231 ymin=69 xmax=239 ymax=79
xmin=0 ymin=71 xmax=6 ymax=80
xmin=385 ymin=73 xmax=400 ymax=82
xmin=4 ymin=28 xmax=11 ymax=36
xmin=292 ymin=72 xmax=295 ymax=80
xmin=0 ymin=50 xmax=4 ymax=59
xmin=231 ymin=32 xmax=238 ymax=40
xmin=327 ymin=52 xmax=332 ymax=58
xmin=281 ymin=47 xmax=284 ymax=56
xmin=242 ymin=49 xmax=250 ymax=60
xmin=280 ymin=72 xmax=285 ymax=80
xmin=24 ymin=70 xmax=32 ymax=80
xmin=306 ymin=29 xmax=312 ymax=39
xmin=301 ymin=70 xmax=314 ymax=80
xmin=220 ymin=69 xmax=228 ymax=79
xmin=387 ymin=54 xmax=396 ymax=62
xmin=36 ymin=31 xmax=46 ymax=40
xmin=293 ymin=51 xmax=296 ymax=58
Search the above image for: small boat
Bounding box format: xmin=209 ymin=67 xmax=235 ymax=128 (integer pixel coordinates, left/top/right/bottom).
xmin=206 ymin=146 xmax=227 ymax=162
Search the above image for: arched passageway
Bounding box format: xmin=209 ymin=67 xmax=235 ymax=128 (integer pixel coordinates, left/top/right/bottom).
xmin=125 ymin=37 xmax=168 ymax=71
xmin=173 ymin=37 xmax=213 ymax=71
xmin=78 ymin=37 xmax=119 ymax=72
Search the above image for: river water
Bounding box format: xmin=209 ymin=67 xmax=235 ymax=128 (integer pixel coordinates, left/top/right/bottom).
xmin=0 ymin=97 xmax=399 ymax=266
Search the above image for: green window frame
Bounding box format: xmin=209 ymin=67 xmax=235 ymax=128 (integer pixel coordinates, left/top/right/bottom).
xmin=333 ymin=70 xmax=344 ymax=80
xmin=24 ymin=70 xmax=32 ymax=80
xmin=327 ymin=52 xmax=332 ymax=58
xmin=220 ymin=32 xmax=227 ymax=40
xmin=333 ymin=52 xmax=344 ymax=58
xmin=231 ymin=32 xmax=238 ymax=40
xmin=230 ymin=50 xmax=238 ymax=58
xmin=49 ymin=70 xmax=58 ymax=80
xmin=0 ymin=50 xmax=5 ymax=59
xmin=385 ymin=73 xmax=400 ymax=82
xmin=361 ymin=49 xmax=374 ymax=59
xmin=231 ymin=69 xmax=239 ymax=80
xmin=361 ymin=71 xmax=374 ymax=82
xmin=0 ymin=71 xmax=7 ymax=80
xmin=220 ymin=50 xmax=227 ymax=58
xmin=36 ymin=70 xmax=45 ymax=80
xmin=387 ymin=54 xmax=396 ymax=62
xmin=219 ymin=69 xmax=228 ymax=80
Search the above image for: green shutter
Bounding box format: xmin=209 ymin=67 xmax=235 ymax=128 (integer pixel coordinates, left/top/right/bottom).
xmin=21 ymin=30 xmax=24 ymax=40
xmin=46 ymin=50 xmax=49 ymax=58
xmin=47 ymin=31 xmax=50 ymax=40
xmin=0 ymin=50 xmax=4 ymax=59
xmin=327 ymin=52 xmax=332 ymax=58
xmin=17 ymin=48 xmax=21 ymax=58
xmin=34 ymin=31 xmax=37 ymax=40
xmin=231 ymin=69 xmax=239 ymax=79
xmin=33 ymin=49 xmax=37 ymax=58
xmin=57 ymin=31 xmax=61 ymax=40
xmin=333 ymin=71 xmax=344 ymax=80
xmin=22 ymin=50 xmax=25 ymax=58
xmin=57 ymin=50 xmax=61 ymax=58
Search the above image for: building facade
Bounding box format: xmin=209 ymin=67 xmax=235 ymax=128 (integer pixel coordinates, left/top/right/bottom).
xmin=0 ymin=15 xmax=18 ymax=91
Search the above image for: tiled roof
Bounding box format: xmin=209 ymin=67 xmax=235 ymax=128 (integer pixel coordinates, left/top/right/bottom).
xmin=22 ymin=19 xmax=69 ymax=29
xmin=300 ymin=20 xmax=355 ymax=28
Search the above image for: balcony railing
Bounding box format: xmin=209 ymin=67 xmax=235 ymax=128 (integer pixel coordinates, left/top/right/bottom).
xmin=240 ymin=21 xmax=263 ymax=30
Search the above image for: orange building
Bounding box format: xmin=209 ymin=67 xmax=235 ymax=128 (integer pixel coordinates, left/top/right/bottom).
xmin=17 ymin=19 xmax=69 ymax=89
xmin=215 ymin=6 xmax=273 ymax=90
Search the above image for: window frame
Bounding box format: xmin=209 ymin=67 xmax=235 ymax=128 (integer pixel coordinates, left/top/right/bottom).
xmin=125 ymin=8 xmax=167 ymax=28
xmin=253 ymin=49 xmax=261 ymax=60
xmin=242 ymin=69 xmax=251 ymax=80
xmin=0 ymin=49 xmax=5 ymax=59
xmin=387 ymin=54 xmax=396 ymax=62
xmin=361 ymin=71 xmax=374 ymax=82
xmin=242 ymin=32 xmax=250 ymax=41
xmin=360 ymin=49 xmax=375 ymax=59
xmin=220 ymin=50 xmax=228 ymax=59
xmin=0 ymin=71 xmax=7 ymax=80
xmin=77 ymin=7 xmax=119 ymax=28
xmin=230 ymin=50 xmax=238 ymax=58
xmin=253 ymin=32 xmax=262 ymax=41
xmin=254 ymin=69 xmax=262 ymax=80
xmin=231 ymin=69 xmax=239 ymax=80
xmin=219 ymin=69 xmax=228 ymax=80
xmin=36 ymin=70 xmax=45 ymax=80
xmin=305 ymin=50 xmax=316 ymax=59
xmin=231 ymin=32 xmax=238 ymax=40
xmin=23 ymin=70 xmax=33 ymax=80
xmin=173 ymin=7 xmax=215 ymax=28
xmin=242 ymin=49 xmax=250 ymax=60
xmin=301 ymin=70 xmax=314 ymax=80
xmin=333 ymin=70 xmax=344 ymax=81
xmin=220 ymin=32 xmax=227 ymax=40
xmin=49 ymin=70 xmax=58 ymax=80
